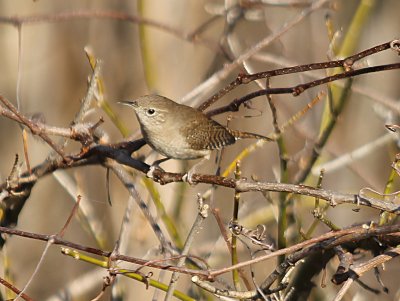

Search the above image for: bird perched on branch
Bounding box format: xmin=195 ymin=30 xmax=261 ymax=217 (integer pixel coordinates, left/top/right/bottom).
xmin=120 ymin=95 xmax=271 ymax=182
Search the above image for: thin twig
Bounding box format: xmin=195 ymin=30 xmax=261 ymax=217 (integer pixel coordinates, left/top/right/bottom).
xmin=186 ymin=0 xmax=331 ymax=107
xmin=0 ymin=95 xmax=70 ymax=162
xmin=1 ymin=223 xmax=399 ymax=280
xmin=205 ymin=62 xmax=400 ymax=117
xmin=0 ymin=277 xmax=33 ymax=301
xmin=15 ymin=195 xmax=81 ymax=300
xmin=164 ymin=195 xmax=209 ymax=301
xmin=106 ymin=161 xmax=172 ymax=253
xmin=0 ymin=10 xmax=221 ymax=53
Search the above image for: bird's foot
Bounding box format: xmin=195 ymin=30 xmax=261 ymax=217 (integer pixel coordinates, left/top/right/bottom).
xmin=182 ymin=170 xmax=196 ymax=185
xmin=182 ymin=157 xmax=209 ymax=185
xmin=147 ymin=164 xmax=164 ymax=179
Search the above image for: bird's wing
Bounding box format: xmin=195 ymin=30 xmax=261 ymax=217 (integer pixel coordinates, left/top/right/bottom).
xmin=182 ymin=118 xmax=236 ymax=150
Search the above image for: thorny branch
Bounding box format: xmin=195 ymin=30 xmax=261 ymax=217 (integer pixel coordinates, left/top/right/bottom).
xmin=1 ymin=38 xmax=400 ymax=299
xmin=0 ymin=223 xmax=399 ymax=279
xmin=203 ymin=40 xmax=399 ymax=115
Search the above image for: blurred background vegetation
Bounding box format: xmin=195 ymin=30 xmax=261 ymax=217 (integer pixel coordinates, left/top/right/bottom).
xmin=0 ymin=0 xmax=400 ymax=300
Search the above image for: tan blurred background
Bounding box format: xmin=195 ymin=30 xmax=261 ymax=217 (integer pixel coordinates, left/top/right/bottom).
xmin=0 ymin=0 xmax=400 ymax=300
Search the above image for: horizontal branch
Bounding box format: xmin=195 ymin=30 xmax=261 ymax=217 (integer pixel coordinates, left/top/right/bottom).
xmin=2 ymin=145 xmax=398 ymax=223
xmin=209 ymin=223 xmax=400 ymax=278
xmin=199 ymin=39 xmax=400 ymax=112
xmin=148 ymin=169 xmax=400 ymax=213
xmin=0 ymin=223 xmax=399 ymax=281
xmin=0 ymin=10 xmax=220 ymax=53
xmin=206 ymin=62 xmax=400 ymax=117
xmin=235 ymin=181 xmax=400 ymax=213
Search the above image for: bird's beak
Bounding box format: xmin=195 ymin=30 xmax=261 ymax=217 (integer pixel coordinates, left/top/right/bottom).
xmin=118 ymin=100 xmax=137 ymax=107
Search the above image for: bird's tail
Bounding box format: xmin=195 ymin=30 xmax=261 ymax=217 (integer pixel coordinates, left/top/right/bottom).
xmin=229 ymin=129 xmax=273 ymax=141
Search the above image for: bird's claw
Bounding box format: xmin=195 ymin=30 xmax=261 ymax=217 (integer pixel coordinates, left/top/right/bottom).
xmin=182 ymin=170 xmax=196 ymax=185
xmin=147 ymin=164 xmax=164 ymax=179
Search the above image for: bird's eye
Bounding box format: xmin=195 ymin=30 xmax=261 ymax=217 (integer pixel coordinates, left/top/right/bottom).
xmin=146 ymin=108 xmax=156 ymax=116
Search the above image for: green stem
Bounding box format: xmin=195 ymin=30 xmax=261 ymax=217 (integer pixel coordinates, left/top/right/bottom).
xmin=231 ymin=162 xmax=242 ymax=291
xmin=295 ymin=0 xmax=376 ymax=184
xmin=379 ymin=158 xmax=399 ymax=225
xmin=62 ymin=248 xmax=195 ymax=301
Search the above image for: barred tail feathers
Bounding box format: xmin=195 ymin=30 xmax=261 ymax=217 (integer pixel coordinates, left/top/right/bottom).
xmin=229 ymin=129 xmax=273 ymax=141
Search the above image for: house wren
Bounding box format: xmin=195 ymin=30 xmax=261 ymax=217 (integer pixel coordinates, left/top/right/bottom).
xmin=120 ymin=95 xmax=271 ymax=179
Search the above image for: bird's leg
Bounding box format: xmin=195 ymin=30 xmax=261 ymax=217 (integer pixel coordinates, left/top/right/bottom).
xmin=182 ymin=154 xmax=210 ymax=185
xmin=147 ymin=157 xmax=170 ymax=179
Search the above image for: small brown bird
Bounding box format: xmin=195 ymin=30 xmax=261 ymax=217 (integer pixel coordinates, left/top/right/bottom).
xmin=120 ymin=95 xmax=271 ymax=180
